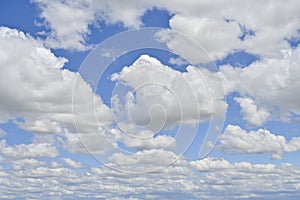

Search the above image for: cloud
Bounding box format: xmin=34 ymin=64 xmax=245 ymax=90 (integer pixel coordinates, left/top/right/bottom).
xmin=108 ymin=149 xmax=187 ymax=167
xmin=31 ymin=0 xmax=300 ymax=59
xmin=11 ymin=158 xmax=47 ymax=170
xmin=0 ymin=140 xmax=58 ymax=159
xmin=123 ymin=134 xmax=176 ymax=150
xmin=32 ymin=0 xmax=152 ymax=51
xmin=111 ymin=54 xmax=226 ymax=130
xmin=156 ymin=15 xmax=241 ymax=63
xmin=0 ymin=26 xmax=113 ymax=154
xmin=218 ymin=125 xmax=300 ymax=159
xmin=0 ymin=157 xmax=300 ymax=199
xmin=62 ymin=128 xmax=119 ymax=155
xmin=62 ymin=157 xmax=85 ymax=169
xmin=221 ymin=47 xmax=300 ymax=123
xmin=234 ymin=97 xmax=270 ymax=126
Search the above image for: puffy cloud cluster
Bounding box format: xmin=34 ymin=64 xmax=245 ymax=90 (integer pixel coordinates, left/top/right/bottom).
xmin=219 ymin=125 xmax=300 ymax=160
xmin=0 ymin=140 xmax=58 ymax=159
xmin=0 ymin=26 xmax=115 ymax=154
xmin=221 ymin=48 xmax=300 ymax=125
xmin=111 ymin=54 xmax=226 ymax=130
xmin=31 ymin=0 xmax=300 ymax=60
xmin=0 ymin=156 xmax=300 ymax=199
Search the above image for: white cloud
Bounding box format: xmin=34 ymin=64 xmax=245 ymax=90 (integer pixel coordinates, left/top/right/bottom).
xmin=11 ymin=158 xmax=46 ymax=170
xmin=31 ymin=0 xmax=300 ymax=59
xmin=156 ymin=15 xmax=241 ymax=63
xmin=123 ymin=134 xmax=176 ymax=150
xmin=0 ymin=26 xmax=113 ymax=154
xmin=62 ymin=157 xmax=85 ymax=169
xmin=111 ymin=54 xmax=226 ymax=131
xmin=32 ymin=0 xmax=152 ymax=51
xmin=156 ymin=0 xmax=300 ymax=59
xmin=234 ymin=97 xmax=270 ymax=126
xmin=221 ymin=47 xmax=300 ymax=123
xmin=218 ymin=125 xmax=300 ymax=159
xmin=0 ymin=157 xmax=300 ymax=199
xmin=109 ymin=149 xmax=187 ymax=167
xmin=0 ymin=140 xmax=58 ymax=159
xmin=62 ymin=128 xmax=119 ymax=155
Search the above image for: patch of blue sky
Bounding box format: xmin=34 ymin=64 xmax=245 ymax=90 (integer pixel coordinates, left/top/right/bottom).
xmin=0 ymin=120 xmax=33 ymax=145
xmin=286 ymin=29 xmax=300 ymax=48
xmin=216 ymin=50 xmax=259 ymax=67
xmin=238 ymin=23 xmax=255 ymax=41
xmin=0 ymin=0 xmax=44 ymax=38
xmin=142 ymin=8 xmax=172 ymax=28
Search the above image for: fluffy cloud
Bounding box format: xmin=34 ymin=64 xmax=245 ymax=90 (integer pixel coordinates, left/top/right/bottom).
xmin=32 ymin=0 xmax=153 ymax=50
xmin=0 ymin=140 xmax=58 ymax=159
xmin=11 ymin=158 xmax=47 ymax=170
xmin=62 ymin=128 xmax=119 ymax=155
xmin=111 ymin=54 xmax=226 ymax=131
xmin=62 ymin=157 xmax=85 ymax=169
xmin=218 ymin=125 xmax=300 ymax=159
xmin=123 ymin=134 xmax=176 ymax=150
xmin=234 ymin=97 xmax=270 ymax=126
xmin=221 ymin=47 xmax=300 ymax=123
xmin=31 ymin=0 xmax=300 ymax=60
xmin=0 ymin=157 xmax=300 ymax=199
xmin=156 ymin=15 xmax=241 ymax=63
xmin=108 ymin=149 xmax=187 ymax=167
xmin=0 ymin=26 xmax=113 ymax=154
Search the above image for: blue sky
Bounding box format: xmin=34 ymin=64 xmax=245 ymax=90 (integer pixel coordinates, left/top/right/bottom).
xmin=0 ymin=0 xmax=300 ymax=199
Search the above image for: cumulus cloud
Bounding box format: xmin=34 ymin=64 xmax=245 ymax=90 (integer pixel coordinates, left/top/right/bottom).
xmin=0 ymin=140 xmax=58 ymax=159
xmin=32 ymin=0 xmax=152 ymax=50
xmin=31 ymin=0 xmax=300 ymax=60
xmin=123 ymin=134 xmax=176 ymax=150
xmin=108 ymin=149 xmax=187 ymax=167
xmin=111 ymin=54 xmax=226 ymax=131
xmin=156 ymin=15 xmax=241 ymax=63
xmin=0 ymin=157 xmax=300 ymax=199
xmin=62 ymin=157 xmax=85 ymax=169
xmin=0 ymin=26 xmax=114 ymax=154
xmin=11 ymin=158 xmax=47 ymax=170
xmin=221 ymin=47 xmax=300 ymax=123
xmin=218 ymin=125 xmax=300 ymax=159
xmin=234 ymin=97 xmax=270 ymax=126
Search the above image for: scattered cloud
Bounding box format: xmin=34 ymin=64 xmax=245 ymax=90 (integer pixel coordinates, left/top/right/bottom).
xmin=62 ymin=157 xmax=85 ymax=169
xmin=0 ymin=157 xmax=299 ymax=199
xmin=221 ymin=48 xmax=300 ymax=123
xmin=219 ymin=125 xmax=300 ymax=160
xmin=234 ymin=97 xmax=270 ymax=126
xmin=0 ymin=140 xmax=58 ymax=159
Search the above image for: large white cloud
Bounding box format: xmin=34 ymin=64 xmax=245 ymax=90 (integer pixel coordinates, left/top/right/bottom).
xmin=0 ymin=26 xmax=113 ymax=154
xmin=218 ymin=125 xmax=300 ymax=160
xmin=31 ymin=0 xmax=300 ymax=60
xmin=221 ymin=47 xmax=300 ymax=124
xmin=156 ymin=15 xmax=242 ymax=63
xmin=111 ymin=54 xmax=226 ymax=131
xmin=32 ymin=0 xmax=153 ymax=50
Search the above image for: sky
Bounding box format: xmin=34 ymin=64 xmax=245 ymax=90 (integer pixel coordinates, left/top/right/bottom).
xmin=0 ymin=0 xmax=300 ymax=199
